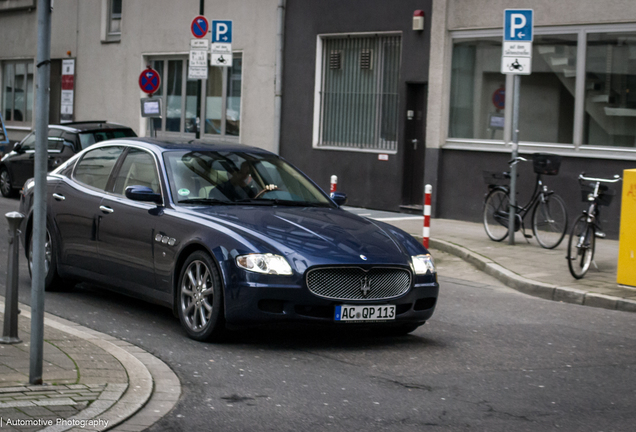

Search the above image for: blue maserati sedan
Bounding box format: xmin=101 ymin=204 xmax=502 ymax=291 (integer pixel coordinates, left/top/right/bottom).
xmin=19 ymin=138 xmax=439 ymax=341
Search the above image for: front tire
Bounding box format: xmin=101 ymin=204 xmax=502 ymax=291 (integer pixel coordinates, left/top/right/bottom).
xmin=177 ymin=251 xmax=226 ymax=341
xmin=483 ymin=188 xmax=510 ymax=242
xmin=0 ymin=167 xmax=16 ymax=198
xmin=567 ymin=215 xmax=595 ymax=279
xmin=532 ymin=194 xmax=568 ymax=249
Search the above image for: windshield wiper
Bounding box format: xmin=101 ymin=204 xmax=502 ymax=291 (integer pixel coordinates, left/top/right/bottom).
xmin=178 ymin=198 xmax=236 ymax=205
xmin=236 ymin=198 xmax=330 ymax=207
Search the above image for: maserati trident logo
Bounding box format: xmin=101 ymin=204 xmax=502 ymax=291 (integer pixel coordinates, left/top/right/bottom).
xmin=360 ymin=276 xmax=371 ymax=297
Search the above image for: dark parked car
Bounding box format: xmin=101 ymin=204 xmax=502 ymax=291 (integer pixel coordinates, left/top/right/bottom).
xmin=19 ymin=138 xmax=439 ymax=341
xmin=0 ymin=121 xmax=136 ymax=197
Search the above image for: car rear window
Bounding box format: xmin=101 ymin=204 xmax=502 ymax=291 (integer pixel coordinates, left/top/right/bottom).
xmin=78 ymin=129 xmax=136 ymax=149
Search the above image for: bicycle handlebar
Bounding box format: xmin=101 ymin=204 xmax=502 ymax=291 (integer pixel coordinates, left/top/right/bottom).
xmin=578 ymin=173 xmax=622 ymax=183
xmin=507 ymin=156 xmax=528 ymax=166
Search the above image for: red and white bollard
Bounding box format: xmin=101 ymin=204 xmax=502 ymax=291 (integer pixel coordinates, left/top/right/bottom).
xmin=423 ymin=184 xmax=432 ymax=248
xmin=330 ymin=175 xmax=338 ymax=194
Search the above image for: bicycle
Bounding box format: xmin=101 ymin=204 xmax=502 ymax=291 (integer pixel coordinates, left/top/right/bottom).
xmin=566 ymin=173 xmax=621 ymax=279
xmin=483 ymin=153 xmax=568 ymax=249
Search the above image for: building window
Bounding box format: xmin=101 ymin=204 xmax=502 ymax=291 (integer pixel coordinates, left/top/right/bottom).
xmin=102 ymin=0 xmax=121 ymax=42
xmin=2 ymin=61 xmax=34 ymax=125
xmin=449 ymin=34 xmax=577 ymax=144
xmin=151 ymin=53 xmax=242 ymax=139
xmin=584 ymin=32 xmax=636 ymax=147
xmin=314 ymin=34 xmax=401 ymax=152
xmin=109 ymin=0 xmax=122 ymax=35
xmin=449 ymin=26 xmax=636 ymax=151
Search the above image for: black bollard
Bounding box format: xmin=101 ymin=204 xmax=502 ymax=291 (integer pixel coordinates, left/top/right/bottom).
xmin=1 ymin=211 xmax=25 ymax=344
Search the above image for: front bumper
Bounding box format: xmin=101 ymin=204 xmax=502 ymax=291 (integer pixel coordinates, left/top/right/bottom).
xmin=223 ymin=276 xmax=439 ymax=328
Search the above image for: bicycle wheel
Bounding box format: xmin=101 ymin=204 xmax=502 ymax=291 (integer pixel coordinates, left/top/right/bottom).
xmin=567 ymin=215 xmax=595 ymax=279
xmin=483 ymin=188 xmax=510 ymax=242
xmin=532 ymin=194 xmax=568 ymax=249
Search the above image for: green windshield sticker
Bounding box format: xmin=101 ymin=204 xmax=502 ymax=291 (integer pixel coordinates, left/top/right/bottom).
xmin=178 ymin=188 xmax=190 ymax=196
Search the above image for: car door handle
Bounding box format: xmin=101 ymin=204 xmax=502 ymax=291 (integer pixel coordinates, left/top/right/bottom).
xmin=52 ymin=193 xmax=65 ymax=201
xmin=99 ymin=205 xmax=114 ymax=214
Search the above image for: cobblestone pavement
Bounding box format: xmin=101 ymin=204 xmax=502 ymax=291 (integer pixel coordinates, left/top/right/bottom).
xmin=0 ymin=312 xmax=127 ymax=431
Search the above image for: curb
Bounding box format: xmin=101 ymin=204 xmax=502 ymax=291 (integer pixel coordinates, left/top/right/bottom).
xmin=2 ymin=301 xmax=181 ymax=431
xmin=428 ymin=238 xmax=636 ymax=314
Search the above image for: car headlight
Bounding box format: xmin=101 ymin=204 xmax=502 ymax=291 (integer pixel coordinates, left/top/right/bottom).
xmin=412 ymin=254 xmax=436 ymax=275
xmin=236 ymin=253 xmax=293 ymax=276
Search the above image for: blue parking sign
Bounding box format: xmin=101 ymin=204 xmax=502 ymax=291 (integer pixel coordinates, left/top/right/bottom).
xmin=212 ymin=20 xmax=233 ymax=43
xmin=504 ymin=9 xmax=533 ymax=42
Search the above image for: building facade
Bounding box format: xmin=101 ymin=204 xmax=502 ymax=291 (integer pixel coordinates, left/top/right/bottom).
xmin=0 ymin=0 xmax=281 ymax=151
xmin=426 ymin=0 xmax=636 ymax=237
xmin=279 ymin=0 xmax=433 ymax=211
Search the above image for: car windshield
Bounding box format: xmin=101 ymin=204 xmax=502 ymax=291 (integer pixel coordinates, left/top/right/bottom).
xmin=78 ymin=129 xmax=136 ymax=149
xmin=163 ymin=150 xmax=332 ymax=206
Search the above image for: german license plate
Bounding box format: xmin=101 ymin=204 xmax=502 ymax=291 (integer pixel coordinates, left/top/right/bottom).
xmin=335 ymin=305 xmax=395 ymax=322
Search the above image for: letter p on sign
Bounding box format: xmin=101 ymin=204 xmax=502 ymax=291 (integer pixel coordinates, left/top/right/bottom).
xmin=504 ymin=9 xmax=533 ymax=42
xmin=212 ymin=20 xmax=233 ymax=43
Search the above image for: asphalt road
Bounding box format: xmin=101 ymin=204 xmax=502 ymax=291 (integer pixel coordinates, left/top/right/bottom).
xmin=1 ymin=196 xmax=635 ymax=432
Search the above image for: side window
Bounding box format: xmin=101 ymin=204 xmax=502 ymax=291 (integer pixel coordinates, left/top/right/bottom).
xmin=19 ymin=133 xmax=36 ymax=151
xmin=112 ymin=148 xmax=160 ymax=195
xmin=74 ymin=146 xmax=124 ymax=190
xmin=62 ymin=132 xmax=79 ymax=152
xmin=47 ymin=128 xmax=64 ymax=152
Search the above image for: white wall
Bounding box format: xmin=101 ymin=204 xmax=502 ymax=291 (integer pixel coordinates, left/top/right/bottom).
xmin=0 ymin=0 xmax=280 ymax=151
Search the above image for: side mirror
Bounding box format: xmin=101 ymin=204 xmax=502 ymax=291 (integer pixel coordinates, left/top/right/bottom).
xmin=125 ymin=185 xmax=162 ymax=204
xmin=330 ymin=192 xmax=347 ymax=206
xmin=12 ymin=143 xmax=23 ymax=154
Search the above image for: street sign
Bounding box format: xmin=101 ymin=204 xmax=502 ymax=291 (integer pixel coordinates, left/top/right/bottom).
xmin=492 ymin=87 xmax=505 ymax=110
xmin=189 ymin=39 xmax=209 ymax=79
xmin=211 ymin=53 xmax=233 ymax=67
xmin=212 ymin=20 xmax=232 ymax=43
xmin=504 ymin=9 xmax=533 ymax=42
xmin=191 ymin=15 xmax=209 ymax=39
xmin=139 ymin=68 xmax=161 ymax=94
xmin=502 ymin=9 xmax=533 ymax=75
xmin=60 ymin=59 xmax=75 ymax=122
xmin=211 ymin=41 xmax=232 ymax=67
xmin=502 ymin=56 xmax=531 ymax=75
xmin=140 ymin=98 xmax=162 ymax=118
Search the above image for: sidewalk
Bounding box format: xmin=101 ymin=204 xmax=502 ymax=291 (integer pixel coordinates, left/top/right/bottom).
xmin=0 ymin=301 xmax=180 ymax=432
xmin=344 ymin=207 xmax=636 ymax=313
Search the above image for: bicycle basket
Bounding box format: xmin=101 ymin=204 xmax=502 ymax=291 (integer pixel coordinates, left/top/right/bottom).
xmin=580 ymin=183 xmax=615 ymax=206
xmin=532 ymin=153 xmax=562 ymax=176
xmin=483 ymin=171 xmax=510 ymax=186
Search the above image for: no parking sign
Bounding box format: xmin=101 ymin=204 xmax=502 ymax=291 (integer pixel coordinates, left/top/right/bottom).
xmin=139 ymin=68 xmax=161 ymax=95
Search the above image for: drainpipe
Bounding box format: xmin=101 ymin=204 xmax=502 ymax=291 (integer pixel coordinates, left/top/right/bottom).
xmin=273 ymin=0 xmax=286 ymax=155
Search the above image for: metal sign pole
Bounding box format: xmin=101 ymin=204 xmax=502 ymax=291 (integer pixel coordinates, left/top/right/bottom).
xmin=195 ymin=0 xmax=204 ymax=140
xmin=30 ymin=0 xmax=52 ymax=385
xmin=508 ymin=74 xmax=520 ymax=245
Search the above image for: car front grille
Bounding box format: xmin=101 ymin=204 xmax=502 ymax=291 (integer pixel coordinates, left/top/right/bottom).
xmin=306 ymin=267 xmax=412 ymax=301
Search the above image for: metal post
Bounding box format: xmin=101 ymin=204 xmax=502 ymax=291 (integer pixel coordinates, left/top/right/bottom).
xmin=1 ymin=212 xmax=25 ymax=344
xmin=195 ymin=0 xmax=204 ymax=140
xmin=30 ymin=0 xmax=52 ymax=385
xmin=508 ymin=74 xmax=521 ymax=245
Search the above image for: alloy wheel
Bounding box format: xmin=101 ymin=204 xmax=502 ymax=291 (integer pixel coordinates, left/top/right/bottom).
xmin=180 ymin=260 xmax=215 ymax=332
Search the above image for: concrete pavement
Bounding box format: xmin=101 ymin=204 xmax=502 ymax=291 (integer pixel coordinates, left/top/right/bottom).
xmin=344 ymin=207 xmax=636 ymax=314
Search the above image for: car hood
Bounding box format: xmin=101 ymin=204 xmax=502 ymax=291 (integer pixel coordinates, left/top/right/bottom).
xmin=184 ymin=205 xmax=413 ymax=265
